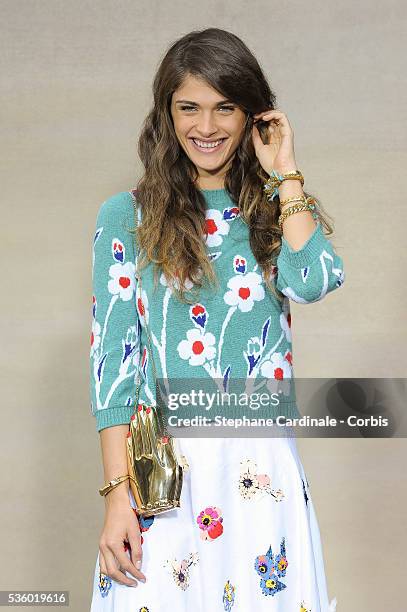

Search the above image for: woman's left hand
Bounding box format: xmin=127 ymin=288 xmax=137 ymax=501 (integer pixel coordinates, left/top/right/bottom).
xmin=251 ymin=110 xmax=297 ymax=175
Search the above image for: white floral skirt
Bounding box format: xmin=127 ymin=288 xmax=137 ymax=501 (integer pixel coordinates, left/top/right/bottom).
xmin=90 ymin=434 xmax=337 ymax=611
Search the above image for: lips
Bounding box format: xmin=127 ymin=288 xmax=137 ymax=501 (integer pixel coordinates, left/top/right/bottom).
xmin=189 ymin=137 xmax=228 ymax=153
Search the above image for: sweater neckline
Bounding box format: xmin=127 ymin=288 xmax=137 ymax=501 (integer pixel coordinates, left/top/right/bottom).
xmin=200 ymin=187 xmax=235 ymax=209
xmin=129 ymin=186 xmax=237 ymax=212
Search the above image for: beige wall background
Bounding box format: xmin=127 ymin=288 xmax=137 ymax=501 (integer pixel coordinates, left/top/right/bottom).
xmin=1 ymin=1 xmax=406 ymax=610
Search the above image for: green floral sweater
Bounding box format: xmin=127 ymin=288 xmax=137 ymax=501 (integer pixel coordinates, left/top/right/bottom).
xmin=90 ymin=189 xmax=345 ymax=432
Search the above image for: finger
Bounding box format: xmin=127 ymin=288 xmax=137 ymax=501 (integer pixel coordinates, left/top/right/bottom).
xmin=99 ymin=550 xmax=107 ymax=575
xmin=263 ymin=115 xmax=285 ymax=124
xmin=98 ymin=551 xmax=115 ymax=591
xmin=253 ymin=109 xmax=285 ymax=119
xmin=127 ymin=530 xmax=146 ymax=579
xmin=102 ymin=544 xmax=139 ymax=587
xmin=112 ymin=541 xmax=146 ymax=583
xmin=255 ymin=116 xmax=286 ymax=128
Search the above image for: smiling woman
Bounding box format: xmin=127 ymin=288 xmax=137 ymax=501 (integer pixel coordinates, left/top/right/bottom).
xmin=171 ymin=85 xmax=247 ymax=182
xmin=89 ymin=26 xmax=342 ymax=612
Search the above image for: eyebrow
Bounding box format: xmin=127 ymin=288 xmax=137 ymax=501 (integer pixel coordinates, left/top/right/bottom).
xmin=174 ymin=99 xmax=234 ymax=106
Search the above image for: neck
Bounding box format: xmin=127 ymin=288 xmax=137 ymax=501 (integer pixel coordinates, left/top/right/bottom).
xmin=194 ymin=171 xmax=228 ymax=191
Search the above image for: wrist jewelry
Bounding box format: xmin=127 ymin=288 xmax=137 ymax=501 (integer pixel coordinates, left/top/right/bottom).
xmin=264 ymin=169 xmax=304 ymax=202
xmin=279 ymin=195 xmax=308 ymax=207
xmin=278 ymin=199 xmax=317 ymax=229
xmin=99 ymin=474 xmax=131 ymax=497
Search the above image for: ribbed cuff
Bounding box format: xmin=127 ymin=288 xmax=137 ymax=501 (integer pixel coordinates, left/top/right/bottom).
xmin=278 ymin=222 xmax=327 ymax=269
xmin=95 ymin=405 xmax=134 ymax=432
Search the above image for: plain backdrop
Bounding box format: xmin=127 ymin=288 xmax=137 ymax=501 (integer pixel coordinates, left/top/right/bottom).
xmin=1 ymin=1 xmax=406 ymax=610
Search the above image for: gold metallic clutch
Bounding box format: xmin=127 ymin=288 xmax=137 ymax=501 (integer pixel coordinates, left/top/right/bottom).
xmin=126 ymin=190 xmax=187 ymax=517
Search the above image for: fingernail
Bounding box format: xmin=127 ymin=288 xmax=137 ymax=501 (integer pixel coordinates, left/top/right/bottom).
xmin=136 ymin=560 xmax=142 ymax=569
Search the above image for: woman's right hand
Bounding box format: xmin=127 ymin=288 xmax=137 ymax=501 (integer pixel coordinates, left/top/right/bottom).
xmin=98 ymin=484 xmax=147 ymax=587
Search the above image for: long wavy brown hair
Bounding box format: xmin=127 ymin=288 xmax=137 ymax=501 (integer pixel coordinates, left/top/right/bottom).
xmin=132 ymin=27 xmax=334 ymax=305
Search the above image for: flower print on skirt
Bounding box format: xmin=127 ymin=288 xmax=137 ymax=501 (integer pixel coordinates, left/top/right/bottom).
xmin=90 ymin=435 xmax=337 ymax=612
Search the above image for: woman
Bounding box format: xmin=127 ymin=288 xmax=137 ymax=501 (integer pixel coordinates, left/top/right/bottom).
xmin=89 ymin=28 xmax=343 ymax=611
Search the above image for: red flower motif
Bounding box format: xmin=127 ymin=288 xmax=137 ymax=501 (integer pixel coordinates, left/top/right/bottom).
xmin=274 ymin=367 xmax=284 ymax=380
xmin=119 ymin=276 xmax=130 ymax=289
xmin=206 ymin=218 xmax=218 ymax=235
xmin=191 ymin=304 xmax=205 ymax=317
xmin=192 ymin=340 xmax=204 ymax=355
xmin=208 ymin=521 xmax=223 ymax=539
xmin=238 ymin=287 xmax=251 ymax=300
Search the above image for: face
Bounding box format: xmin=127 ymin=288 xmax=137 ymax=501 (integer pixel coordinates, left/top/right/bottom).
xmin=170 ymin=74 xmax=248 ymax=189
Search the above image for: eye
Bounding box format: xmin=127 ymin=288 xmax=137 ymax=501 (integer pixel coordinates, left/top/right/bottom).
xmin=179 ymin=105 xmax=235 ymax=112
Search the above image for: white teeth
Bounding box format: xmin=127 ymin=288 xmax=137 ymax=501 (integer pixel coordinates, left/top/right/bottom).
xmin=192 ymin=138 xmax=224 ymax=148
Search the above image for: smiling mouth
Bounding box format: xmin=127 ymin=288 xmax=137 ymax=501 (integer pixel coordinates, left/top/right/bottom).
xmin=189 ymin=137 xmax=228 ymax=153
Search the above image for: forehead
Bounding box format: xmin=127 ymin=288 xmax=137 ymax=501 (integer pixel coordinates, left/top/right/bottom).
xmin=172 ymin=75 xmax=227 ymax=104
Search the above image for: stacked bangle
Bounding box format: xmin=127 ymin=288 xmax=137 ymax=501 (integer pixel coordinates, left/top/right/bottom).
xmin=278 ymin=196 xmax=317 ymax=229
xmin=263 ymin=169 xmax=304 ymax=202
xmin=279 ymin=195 xmax=308 ymax=208
xmin=263 ymin=168 xmax=318 ymax=228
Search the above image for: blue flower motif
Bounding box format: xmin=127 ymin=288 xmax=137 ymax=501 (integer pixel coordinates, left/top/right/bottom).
xmin=275 ymin=537 xmax=288 ymax=577
xmin=254 ymin=539 xmax=288 ymax=596
xmin=254 ymin=549 xmax=275 ymax=577
xmin=190 ymin=303 xmax=207 ymax=329
xmin=112 ymin=237 xmax=125 ymax=263
xmin=223 ymin=206 xmax=240 ymax=221
xmin=233 ymin=254 xmax=247 ymax=274
xmin=222 ymin=579 xmax=236 ymax=610
xmin=98 ymin=572 xmax=112 ymax=597
xmin=139 ymin=514 xmax=155 ymax=531
xmin=260 ymin=573 xmax=286 ymax=596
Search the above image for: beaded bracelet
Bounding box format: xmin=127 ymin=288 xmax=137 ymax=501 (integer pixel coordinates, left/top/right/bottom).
xmin=264 ymin=169 xmax=304 ymax=202
xmin=278 ymin=199 xmax=317 ymax=229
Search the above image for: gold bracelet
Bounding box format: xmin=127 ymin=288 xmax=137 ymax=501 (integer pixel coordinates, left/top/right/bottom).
xmin=278 ymin=202 xmax=316 ymax=228
xmin=278 ymin=201 xmax=316 ymax=229
xmin=98 ymin=474 xmax=131 ymax=497
xmin=279 ymin=195 xmax=307 ymax=207
xmin=264 ymin=169 xmax=304 ymax=202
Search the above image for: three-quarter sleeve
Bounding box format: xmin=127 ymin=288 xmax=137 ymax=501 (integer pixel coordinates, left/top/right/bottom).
xmin=89 ymin=192 xmax=141 ymax=432
xmin=275 ymin=221 xmax=345 ymax=303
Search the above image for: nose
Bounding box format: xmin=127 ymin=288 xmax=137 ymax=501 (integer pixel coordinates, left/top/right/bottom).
xmin=195 ymin=112 xmax=218 ymax=136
